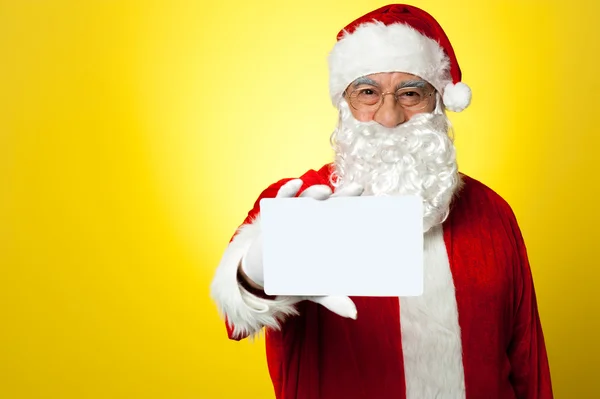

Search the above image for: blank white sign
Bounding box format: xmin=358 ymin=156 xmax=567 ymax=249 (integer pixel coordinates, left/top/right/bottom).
xmin=260 ymin=195 xmax=423 ymax=297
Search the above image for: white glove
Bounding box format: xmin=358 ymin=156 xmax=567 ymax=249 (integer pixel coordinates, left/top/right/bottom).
xmin=241 ymin=179 xmax=364 ymax=319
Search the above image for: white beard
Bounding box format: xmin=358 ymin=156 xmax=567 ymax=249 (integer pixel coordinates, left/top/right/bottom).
xmin=330 ymin=100 xmax=461 ymax=232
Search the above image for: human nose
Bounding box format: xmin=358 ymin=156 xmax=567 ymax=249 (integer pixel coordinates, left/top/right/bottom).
xmin=373 ymin=92 xmax=406 ymax=128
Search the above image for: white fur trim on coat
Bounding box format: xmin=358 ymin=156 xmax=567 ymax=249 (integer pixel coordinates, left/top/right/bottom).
xmin=328 ymin=22 xmax=452 ymax=106
xmin=400 ymin=224 xmax=466 ymax=398
xmin=210 ymin=217 xmax=299 ymax=339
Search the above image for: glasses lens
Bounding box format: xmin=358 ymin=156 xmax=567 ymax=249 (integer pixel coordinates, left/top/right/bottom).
xmin=350 ymin=86 xmax=382 ymax=109
xmin=396 ymin=87 xmax=427 ymax=107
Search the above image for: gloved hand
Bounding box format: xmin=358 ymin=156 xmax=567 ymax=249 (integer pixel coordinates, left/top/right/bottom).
xmin=241 ymin=179 xmax=364 ymax=319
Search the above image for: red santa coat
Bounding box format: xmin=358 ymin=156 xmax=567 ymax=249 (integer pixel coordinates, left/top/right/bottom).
xmin=211 ymin=164 xmax=553 ymax=399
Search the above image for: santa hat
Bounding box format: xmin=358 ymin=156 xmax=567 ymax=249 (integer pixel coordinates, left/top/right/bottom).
xmin=328 ymin=4 xmax=471 ymax=112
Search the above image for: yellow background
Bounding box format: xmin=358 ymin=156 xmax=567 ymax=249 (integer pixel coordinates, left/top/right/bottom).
xmin=1 ymin=0 xmax=597 ymax=398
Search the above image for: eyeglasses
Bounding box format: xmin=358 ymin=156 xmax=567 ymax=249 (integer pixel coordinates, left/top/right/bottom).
xmin=345 ymin=85 xmax=435 ymax=112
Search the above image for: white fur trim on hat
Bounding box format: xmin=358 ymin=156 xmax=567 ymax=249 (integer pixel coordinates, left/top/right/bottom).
xmin=329 ymin=22 xmax=452 ymax=106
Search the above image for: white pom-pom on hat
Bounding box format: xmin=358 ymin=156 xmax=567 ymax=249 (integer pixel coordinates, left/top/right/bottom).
xmin=442 ymin=82 xmax=472 ymax=112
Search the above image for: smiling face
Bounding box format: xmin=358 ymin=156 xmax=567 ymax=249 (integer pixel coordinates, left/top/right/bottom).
xmin=343 ymin=72 xmax=437 ymax=128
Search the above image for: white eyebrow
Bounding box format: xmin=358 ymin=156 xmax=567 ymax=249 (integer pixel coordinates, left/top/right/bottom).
xmin=352 ymin=77 xmax=379 ymax=87
xmin=396 ymin=80 xmax=427 ymax=90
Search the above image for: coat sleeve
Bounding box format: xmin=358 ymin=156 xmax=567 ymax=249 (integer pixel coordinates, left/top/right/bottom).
xmin=505 ymin=205 xmax=553 ymax=398
xmin=210 ymin=167 xmax=333 ymax=341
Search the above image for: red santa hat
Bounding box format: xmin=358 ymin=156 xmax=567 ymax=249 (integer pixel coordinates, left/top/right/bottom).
xmin=328 ymin=4 xmax=471 ymax=112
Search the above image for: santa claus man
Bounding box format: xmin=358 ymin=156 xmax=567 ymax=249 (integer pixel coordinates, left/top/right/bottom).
xmin=210 ymin=4 xmax=553 ymax=399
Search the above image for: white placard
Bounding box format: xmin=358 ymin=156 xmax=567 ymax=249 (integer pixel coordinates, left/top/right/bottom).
xmin=260 ymin=195 xmax=423 ymax=297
